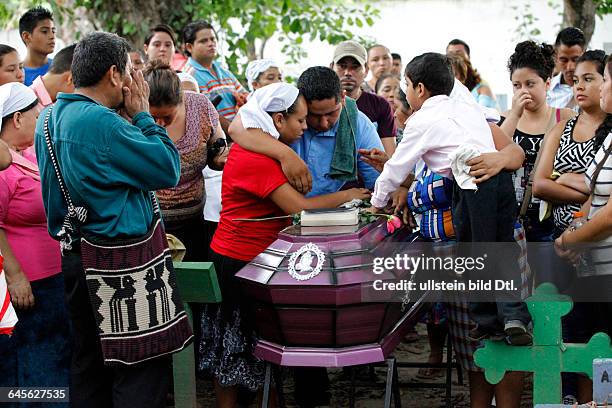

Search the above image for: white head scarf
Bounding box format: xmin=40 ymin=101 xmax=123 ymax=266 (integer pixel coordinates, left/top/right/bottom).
xmin=245 ymin=59 xmax=279 ymax=91
xmin=0 ymin=82 xmax=38 ymax=130
xmin=239 ymin=82 xmax=299 ymax=139
xmin=177 ymin=72 xmax=199 ymax=93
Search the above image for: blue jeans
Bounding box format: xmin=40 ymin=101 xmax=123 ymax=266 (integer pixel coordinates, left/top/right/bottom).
xmin=0 ymin=273 xmax=71 ymax=408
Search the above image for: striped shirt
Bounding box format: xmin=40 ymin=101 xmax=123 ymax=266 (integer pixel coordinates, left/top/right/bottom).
xmin=584 ymin=132 xmax=612 ymax=276
xmin=547 ymin=73 xmax=577 ymax=111
xmin=183 ymin=58 xmax=247 ymax=121
xmin=0 ymin=255 xmax=17 ymax=335
xmin=552 ymin=116 xmax=596 ymax=230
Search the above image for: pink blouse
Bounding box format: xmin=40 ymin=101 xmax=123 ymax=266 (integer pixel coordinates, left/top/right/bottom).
xmin=0 ymin=148 xmax=61 ymax=281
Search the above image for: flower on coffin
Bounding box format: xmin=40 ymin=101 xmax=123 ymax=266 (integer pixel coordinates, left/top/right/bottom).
xmin=386 ymin=215 xmax=402 ymax=234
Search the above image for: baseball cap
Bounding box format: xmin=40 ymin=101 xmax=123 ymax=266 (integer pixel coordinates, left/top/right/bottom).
xmin=333 ymin=41 xmax=367 ymax=67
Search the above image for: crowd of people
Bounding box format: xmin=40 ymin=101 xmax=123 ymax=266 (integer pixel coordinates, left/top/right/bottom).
xmin=0 ymin=5 xmax=610 ymax=408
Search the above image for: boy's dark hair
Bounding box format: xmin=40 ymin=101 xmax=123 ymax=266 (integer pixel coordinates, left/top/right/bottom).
xmin=297 ymin=66 xmax=342 ymax=102
xmin=0 ymin=45 xmax=17 ymax=66
xmin=49 ymin=44 xmax=76 ymax=75
xmin=19 ymin=7 xmax=53 ymax=37
xmin=72 ymin=32 xmax=130 ymax=88
xmin=182 ymin=21 xmax=216 ymax=57
xmin=144 ymin=24 xmax=177 ymax=46
xmin=404 ymin=53 xmax=454 ymax=97
xmin=391 ymin=53 xmax=402 ymax=61
xmin=142 ymin=60 xmax=182 ymax=107
xmin=554 ymin=27 xmax=586 ymax=49
xmin=507 ymin=40 xmax=555 ymax=81
xmin=447 ymin=38 xmax=470 ymax=57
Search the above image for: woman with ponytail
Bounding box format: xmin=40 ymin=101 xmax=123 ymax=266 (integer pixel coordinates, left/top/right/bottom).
xmin=533 ymin=50 xmax=610 ymax=238
xmin=142 ymin=60 xmax=227 ymax=261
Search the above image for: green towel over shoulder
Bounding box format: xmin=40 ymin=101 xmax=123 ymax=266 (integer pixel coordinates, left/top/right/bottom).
xmin=329 ymin=97 xmax=359 ymax=182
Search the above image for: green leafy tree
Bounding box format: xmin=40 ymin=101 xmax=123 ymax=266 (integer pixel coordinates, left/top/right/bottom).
xmin=563 ymin=0 xmax=611 ymax=45
xmin=1 ymin=0 xmax=379 ymax=80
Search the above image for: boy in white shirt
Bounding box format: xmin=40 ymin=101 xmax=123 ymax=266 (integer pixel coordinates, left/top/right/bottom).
xmin=370 ymin=52 xmax=532 ymax=345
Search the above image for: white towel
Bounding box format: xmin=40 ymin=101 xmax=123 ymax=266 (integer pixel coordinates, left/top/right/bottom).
xmin=449 ymin=144 xmax=481 ymax=190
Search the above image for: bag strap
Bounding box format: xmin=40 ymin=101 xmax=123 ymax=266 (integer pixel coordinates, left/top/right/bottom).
xmin=519 ymin=108 xmax=562 ymax=218
xmin=43 ymin=106 xmax=88 ymax=252
xmin=43 ymin=107 xmax=160 ymax=251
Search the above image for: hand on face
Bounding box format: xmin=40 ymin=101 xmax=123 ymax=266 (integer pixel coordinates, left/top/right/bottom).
xmin=122 ymin=69 xmax=150 ymax=118
xmin=509 ymin=89 xmax=533 ymax=118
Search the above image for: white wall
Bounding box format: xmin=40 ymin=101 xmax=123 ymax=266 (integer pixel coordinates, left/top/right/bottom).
xmin=263 ymin=0 xmax=612 ymax=109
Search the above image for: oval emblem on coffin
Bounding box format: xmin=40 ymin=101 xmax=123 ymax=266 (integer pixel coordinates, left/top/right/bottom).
xmin=288 ymin=242 xmax=326 ymax=281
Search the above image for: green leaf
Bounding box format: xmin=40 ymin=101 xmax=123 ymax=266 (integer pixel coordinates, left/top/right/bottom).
xmin=289 ymin=19 xmax=301 ymax=33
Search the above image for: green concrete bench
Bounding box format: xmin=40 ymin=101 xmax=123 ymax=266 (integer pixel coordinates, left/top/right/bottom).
xmin=173 ymin=261 xmax=222 ymax=408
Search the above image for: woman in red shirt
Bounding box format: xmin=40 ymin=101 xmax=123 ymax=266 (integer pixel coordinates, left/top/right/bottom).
xmin=200 ymin=83 xmax=369 ymax=407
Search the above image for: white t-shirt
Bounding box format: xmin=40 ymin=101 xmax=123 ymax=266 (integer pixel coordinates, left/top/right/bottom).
xmin=202 ymin=166 xmax=223 ymax=222
xmin=0 ymin=266 xmax=17 ymax=335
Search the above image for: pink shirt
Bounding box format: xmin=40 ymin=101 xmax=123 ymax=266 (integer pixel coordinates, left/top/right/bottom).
xmin=0 ymin=148 xmax=61 ymax=281
xmin=30 ymin=76 xmax=53 ymax=110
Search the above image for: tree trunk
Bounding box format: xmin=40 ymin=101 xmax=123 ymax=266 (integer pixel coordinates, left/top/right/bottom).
xmin=563 ymin=0 xmax=596 ymax=46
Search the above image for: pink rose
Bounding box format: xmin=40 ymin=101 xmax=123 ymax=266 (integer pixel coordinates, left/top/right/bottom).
xmin=386 ymin=215 xmax=402 ymax=234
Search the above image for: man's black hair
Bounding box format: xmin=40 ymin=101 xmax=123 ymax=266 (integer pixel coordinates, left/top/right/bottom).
xmin=447 ymin=38 xmax=470 ymax=57
xmin=297 ymin=66 xmax=342 ymax=102
xmin=49 ymin=44 xmax=76 ymax=75
xmin=404 ymin=53 xmax=454 ymax=97
xmin=182 ymin=21 xmax=216 ymax=57
xmin=72 ymin=32 xmax=130 ymax=88
xmin=391 ymin=53 xmax=402 ymax=61
xmin=19 ymin=7 xmax=53 ymax=37
xmin=144 ymin=24 xmax=177 ymax=46
xmin=554 ymin=27 xmax=586 ymax=49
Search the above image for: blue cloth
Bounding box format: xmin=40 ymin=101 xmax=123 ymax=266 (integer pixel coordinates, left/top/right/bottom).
xmin=24 ymin=59 xmax=52 ymax=86
xmin=35 ymin=93 xmax=180 ymax=239
xmin=183 ymin=58 xmax=246 ymax=121
xmin=471 ymin=83 xmax=499 ymax=110
xmin=291 ymin=110 xmax=383 ymax=197
xmin=0 ymin=273 xmax=70 ymax=408
xmin=408 ymin=165 xmax=455 ymax=242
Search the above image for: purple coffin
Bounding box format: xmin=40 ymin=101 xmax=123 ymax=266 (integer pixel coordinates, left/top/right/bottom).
xmin=235 ymin=219 xmax=430 ymax=367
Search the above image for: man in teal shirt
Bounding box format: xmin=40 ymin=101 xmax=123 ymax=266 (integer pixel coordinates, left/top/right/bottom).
xmin=35 ymin=32 xmax=180 ymax=408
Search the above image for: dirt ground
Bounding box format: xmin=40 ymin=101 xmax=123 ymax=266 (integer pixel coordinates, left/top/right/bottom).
xmin=189 ymin=323 xmax=534 ymax=408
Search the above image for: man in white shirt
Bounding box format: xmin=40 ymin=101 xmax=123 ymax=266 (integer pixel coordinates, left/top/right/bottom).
xmin=547 ymin=27 xmax=585 ymax=110
xmin=370 ymin=52 xmax=533 ymax=346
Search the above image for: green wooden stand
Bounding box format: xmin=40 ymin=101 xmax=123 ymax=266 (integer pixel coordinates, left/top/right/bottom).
xmin=172 ymin=261 xmax=222 ymax=408
xmin=474 ymin=283 xmax=612 ymax=405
